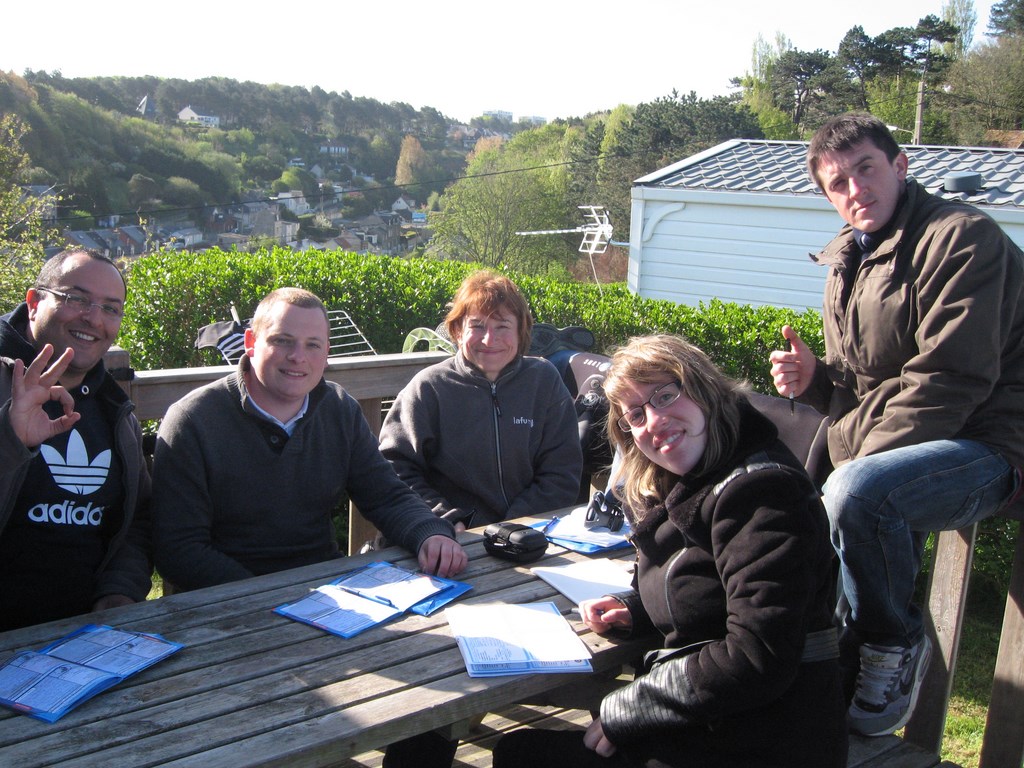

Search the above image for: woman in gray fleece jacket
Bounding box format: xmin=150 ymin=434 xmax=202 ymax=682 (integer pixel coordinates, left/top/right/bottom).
xmin=379 ymin=271 xmax=583 ymax=768
xmin=379 ymin=270 xmax=582 ymax=531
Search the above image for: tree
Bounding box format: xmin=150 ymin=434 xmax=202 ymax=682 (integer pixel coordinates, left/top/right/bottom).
xmin=274 ymin=166 xmax=318 ymax=197
xmin=594 ymin=93 xmax=763 ymax=238
xmin=989 ymin=0 xmax=1024 ymax=35
xmin=0 ymin=115 xmax=52 ymax=309
xmin=898 ymin=15 xmax=960 ymax=142
xmin=736 ymin=34 xmax=801 ymax=139
xmin=240 ymin=153 xmax=282 ymax=184
xmin=430 ymin=125 xmax=578 ymax=276
xmin=395 ymin=135 xmax=426 ymax=188
xmin=771 ymin=49 xmax=853 ymax=130
xmin=913 ymin=15 xmax=959 ymax=79
xmin=943 ymin=0 xmax=978 ymax=58
xmin=944 ymin=34 xmax=1024 ymax=140
xmin=838 ymin=26 xmax=880 ymax=110
xmin=394 ymin=135 xmax=445 ymax=198
xmin=163 ymin=176 xmax=204 ymax=208
xmin=128 ymin=173 xmax=160 ymax=207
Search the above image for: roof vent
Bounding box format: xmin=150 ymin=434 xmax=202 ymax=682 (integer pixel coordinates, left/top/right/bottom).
xmin=944 ymin=171 xmax=983 ymax=193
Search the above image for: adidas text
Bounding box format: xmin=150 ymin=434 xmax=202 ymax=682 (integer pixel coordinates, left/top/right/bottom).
xmin=28 ymin=501 xmax=104 ymax=526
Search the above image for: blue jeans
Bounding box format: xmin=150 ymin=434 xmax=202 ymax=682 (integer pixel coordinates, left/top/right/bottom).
xmin=824 ymin=439 xmax=1016 ymax=648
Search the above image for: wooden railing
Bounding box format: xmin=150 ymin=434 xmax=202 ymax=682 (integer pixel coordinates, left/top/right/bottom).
xmin=105 ymin=348 xmax=450 ymax=551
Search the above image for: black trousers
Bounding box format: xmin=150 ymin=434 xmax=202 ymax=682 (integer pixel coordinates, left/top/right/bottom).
xmin=382 ymin=731 xmax=459 ymax=768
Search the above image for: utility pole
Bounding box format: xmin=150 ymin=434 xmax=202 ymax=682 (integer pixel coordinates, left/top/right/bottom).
xmin=913 ymin=78 xmax=925 ymax=145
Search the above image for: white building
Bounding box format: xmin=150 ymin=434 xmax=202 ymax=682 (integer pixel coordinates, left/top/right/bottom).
xmin=276 ymin=190 xmax=310 ymax=216
xmin=629 ymin=140 xmax=1024 ymax=310
xmin=177 ymin=106 xmax=221 ymax=129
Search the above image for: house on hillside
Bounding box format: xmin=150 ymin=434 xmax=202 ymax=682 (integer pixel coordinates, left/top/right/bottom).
xmin=137 ymin=95 xmax=157 ymax=120
xmin=629 ymin=140 xmax=1024 ymax=311
xmin=21 ymin=185 xmax=57 ymax=225
xmin=65 ymin=230 xmax=112 ymax=254
xmin=352 ymin=211 xmax=403 ymax=254
xmin=391 ymin=194 xmax=417 ymax=220
xmin=177 ymin=106 xmax=221 ymax=129
xmin=319 ymin=140 xmax=349 ymax=158
xmin=276 ymin=190 xmax=310 ymax=216
xmin=249 ymin=213 xmax=300 ymax=247
xmin=115 ymin=225 xmax=148 ymax=255
xmin=169 ymin=227 xmax=204 ymax=248
xmin=322 ymin=231 xmax=365 ymax=252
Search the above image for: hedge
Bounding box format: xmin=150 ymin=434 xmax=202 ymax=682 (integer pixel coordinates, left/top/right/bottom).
xmin=120 ymin=246 xmax=824 ymax=394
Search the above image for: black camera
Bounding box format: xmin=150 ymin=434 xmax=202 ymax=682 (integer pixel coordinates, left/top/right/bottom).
xmin=483 ymin=522 xmax=548 ymax=563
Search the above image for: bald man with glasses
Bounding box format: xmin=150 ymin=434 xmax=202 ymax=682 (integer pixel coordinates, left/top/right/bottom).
xmin=0 ymin=249 xmax=151 ymax=631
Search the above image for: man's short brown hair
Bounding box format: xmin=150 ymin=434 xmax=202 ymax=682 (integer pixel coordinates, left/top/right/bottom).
xmin=250 ymin=288 xmax=328 ymax=336
xmin=807 ymin=112 xmax=902 ymax=190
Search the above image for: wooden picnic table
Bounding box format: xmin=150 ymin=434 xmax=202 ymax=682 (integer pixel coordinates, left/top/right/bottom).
xmin=0 ymin=515 xmax=642 ymax=768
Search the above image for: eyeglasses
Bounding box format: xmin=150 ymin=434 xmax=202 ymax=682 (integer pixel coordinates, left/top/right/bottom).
xmin=36 ymin=287 xmax=124 ymax=319
xmin=617 ymin=380 xmax=683 ymax=432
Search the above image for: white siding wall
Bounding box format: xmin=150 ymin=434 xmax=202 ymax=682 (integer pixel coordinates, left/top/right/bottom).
xmin=630 ymin=186 xmax=1024 ymax=312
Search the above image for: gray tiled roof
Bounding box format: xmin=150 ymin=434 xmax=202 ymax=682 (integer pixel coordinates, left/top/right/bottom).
xmin=638 ymin=139 xmax=1024 ymax=209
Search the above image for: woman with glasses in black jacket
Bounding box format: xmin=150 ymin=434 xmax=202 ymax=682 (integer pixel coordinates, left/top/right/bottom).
xmin=494 ymin=334 xmax=847 ymax=768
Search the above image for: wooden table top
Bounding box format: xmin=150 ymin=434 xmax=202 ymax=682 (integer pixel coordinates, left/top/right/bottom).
xmin=0 ymin=516 xmax=642 ymax=768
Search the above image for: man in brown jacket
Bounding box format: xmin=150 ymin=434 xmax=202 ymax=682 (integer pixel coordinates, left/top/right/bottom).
xmin=769 ymin=113 xmax=1024 ymax=737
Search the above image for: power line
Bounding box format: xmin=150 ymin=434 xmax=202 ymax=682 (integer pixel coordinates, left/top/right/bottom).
xmin=44 ymin=147 xmax=655 ymax=227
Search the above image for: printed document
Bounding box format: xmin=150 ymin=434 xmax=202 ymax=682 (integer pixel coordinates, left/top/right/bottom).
xmin=446 ymin=601 xmax=592 ymax=677
xmin=531 ymin=558 xmax=634 ymax=606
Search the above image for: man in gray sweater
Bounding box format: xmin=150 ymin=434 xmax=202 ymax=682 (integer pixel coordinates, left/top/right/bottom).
xmin=152 ymin=288 xmax=465 ymax=591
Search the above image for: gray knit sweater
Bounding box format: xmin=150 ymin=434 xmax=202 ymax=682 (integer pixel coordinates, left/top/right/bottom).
xmin=152 ymin=360 xmax=455 ymax=590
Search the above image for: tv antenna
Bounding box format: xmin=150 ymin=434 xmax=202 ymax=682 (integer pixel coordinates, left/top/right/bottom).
xmin=516 ymin=205 xmax=625 ymax=296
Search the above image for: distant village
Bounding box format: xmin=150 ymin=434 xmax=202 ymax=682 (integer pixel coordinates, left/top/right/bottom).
xmin=44 ymin=186 xmax=427 ymax=262
xmin=26 ymin=102 xmax=548 ymax=262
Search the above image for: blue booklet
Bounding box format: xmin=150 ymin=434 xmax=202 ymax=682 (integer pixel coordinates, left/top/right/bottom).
xmin=0 ymin=624 xmax=183 ymax=722
xmin=274 ymin=561 xmax=471 ymax=638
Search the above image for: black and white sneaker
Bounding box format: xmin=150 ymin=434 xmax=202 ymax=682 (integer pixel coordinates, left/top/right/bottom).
xmin=847 ymin=636 xmax=932 ymax=736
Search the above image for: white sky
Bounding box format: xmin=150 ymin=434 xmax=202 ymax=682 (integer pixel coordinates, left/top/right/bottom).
xmin=2 ymin=0 xmax=996 ymax=124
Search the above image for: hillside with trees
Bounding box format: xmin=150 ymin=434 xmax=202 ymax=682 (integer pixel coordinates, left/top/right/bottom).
xmin=1 ymin=0 xmax=1023 ymax=280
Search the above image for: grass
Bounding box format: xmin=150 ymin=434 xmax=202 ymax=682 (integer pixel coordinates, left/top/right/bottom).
xmin=146 ymin=574 xmax=165 ymax=601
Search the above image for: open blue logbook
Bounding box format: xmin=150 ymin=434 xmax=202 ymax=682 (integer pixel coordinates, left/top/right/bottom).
xmin=0 ymin=624 xmax=183 ymax=722
xmin=274 ymin=561 xmax=471 ymax=638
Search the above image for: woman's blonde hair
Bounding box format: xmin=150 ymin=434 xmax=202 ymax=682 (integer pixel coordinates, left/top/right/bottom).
xmin=603 ymin=334 xmax=746 ymax=516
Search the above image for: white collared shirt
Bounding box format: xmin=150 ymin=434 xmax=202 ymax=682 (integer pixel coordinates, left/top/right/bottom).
xmin=247 ymin=394 xmax=310 ymax=435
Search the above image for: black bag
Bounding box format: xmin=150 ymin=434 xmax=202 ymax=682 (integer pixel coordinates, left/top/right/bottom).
xmin=483 ymin=522 xmax=548 ymax=563
xmin=584 ymin=490 xmax=624 ymax=532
